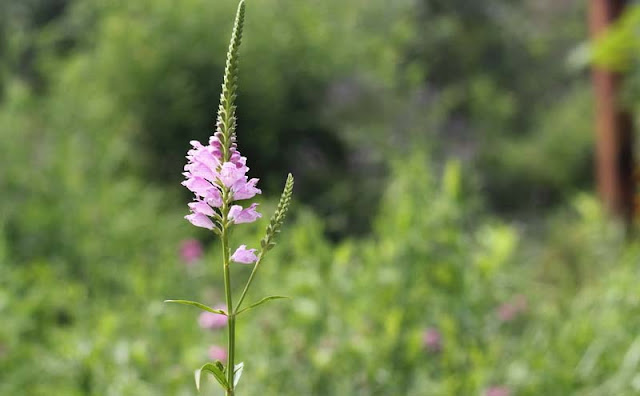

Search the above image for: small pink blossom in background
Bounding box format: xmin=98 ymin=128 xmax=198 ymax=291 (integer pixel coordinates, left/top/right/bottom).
xmin=485 ymin=385 xmax=510 ymax=396
xmin=231 ymin=245 xmax=258 ymax=264
xmin=497 ymin=294 xmax=528 ymax=322
xmin=422 ymin=327 xmax=442 ymax=353
xmin=208 ymin=345 xmax=227 ymax=362
xmin=497 ymin=303 xmax=517 ymax=322
xmin=198 ymin=305 xmax=228 ymax=329
xmin=179 ymin=239 xmax=203 ymax=264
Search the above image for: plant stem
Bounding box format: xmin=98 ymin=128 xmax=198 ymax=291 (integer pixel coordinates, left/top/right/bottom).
xmin=221 ymin=216 xmax=235 ymax=395
xmin=235 ymin=251 xmax=264 ymax=312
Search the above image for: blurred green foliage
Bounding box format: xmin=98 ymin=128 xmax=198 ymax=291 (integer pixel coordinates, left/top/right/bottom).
xmin=2 ymin=0 xmax=640 ymax=395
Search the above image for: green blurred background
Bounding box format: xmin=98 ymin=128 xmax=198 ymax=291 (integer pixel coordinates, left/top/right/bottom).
xmin=2 ymin=0 xmax=640 ymax=394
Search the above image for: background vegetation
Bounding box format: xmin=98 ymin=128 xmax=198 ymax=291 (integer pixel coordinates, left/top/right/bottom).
xmin=2 ymin=0 xmax=640 ymax=395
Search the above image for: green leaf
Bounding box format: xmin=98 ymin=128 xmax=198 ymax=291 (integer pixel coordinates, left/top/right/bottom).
xmin=234 ymin=362 xmax=244 ymax=387
xmin=164 ymin=300 xmax=227 ymax=315
xmin=236 ymin=296 xmax=289 ymax=315
xmin=195 ymin=362 xmax=230 ymax=392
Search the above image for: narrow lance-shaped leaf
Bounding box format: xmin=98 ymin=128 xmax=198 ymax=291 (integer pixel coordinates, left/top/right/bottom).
xmin=236 ymin=296 xmax=289 ymax=316
xmin=195 ymin=362 xmax=230 ymax=392
xmin=164 ymin=300 xmax=227 ymax=315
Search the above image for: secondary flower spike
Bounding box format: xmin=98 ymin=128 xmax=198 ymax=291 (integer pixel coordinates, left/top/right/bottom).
xmin=182 ymin=134 xmax=261 ymax=230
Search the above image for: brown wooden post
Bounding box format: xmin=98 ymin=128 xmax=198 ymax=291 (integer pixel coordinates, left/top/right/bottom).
xmin=589 ymin=0 xmax=635 ymax=223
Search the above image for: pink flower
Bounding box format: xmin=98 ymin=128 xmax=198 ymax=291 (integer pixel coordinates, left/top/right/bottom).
xmin=497 ymin=295 xmax=528 ymax=322
xmin=228 ymin=203 xmax=262 ymax=224
xmin=204 ymin=188 xmax=223 ymax=208
xmin=422 ymin=328 xmax=442 ymax=353
xmin=485 ymin=386 xmax=510 ymax=396
xmin=184 ymin=161 xmax=217 ymax=183
xmin=185 ymin=213 xmax=214 ymax=230
xmin=183 ymin=132 xmax=261 ymax=229
xmin=179 ymin=239 xmax=203 ymax=263
xmin=188 ymin=200 xmax=215 ymax=217
xmin=497 ymin=303 xmax=517 ymax=322
xmin=231 ymin=245 xmax=258 ymax=264
xmin=187 ymin=140 xmax=220 ymax=171
xmin=182 ymin=177 xmax=213 ymax=198
xmin=208 ymin=134 xmax=224 ymax=159
xmin=231 ymin=177 xmax=261 ymax=200
xmin=198 ymin=306 xmax=228 ymax=329
xmin=219 ymin=161 xmax=248 ymax=188
xmin=208 ymin=345 xmax=227 ymax=362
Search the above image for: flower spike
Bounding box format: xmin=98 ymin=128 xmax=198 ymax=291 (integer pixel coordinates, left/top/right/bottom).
xmin=216 ymin=0 xmax=246 ymax=161
xmin=261 ymin=173 xmax=294 ymax=252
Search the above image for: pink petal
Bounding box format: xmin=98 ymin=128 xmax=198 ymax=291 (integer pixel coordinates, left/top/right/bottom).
xmin=188 ymin=201 xmax=215 ymax=217
xmin=185 ymin=213 xmax=214 ymax=230
xmin=203 ymin=187 xmax=223 ymax=208
xmin=228 ymin=203 xmax=262 ymax=224
xmin=231 ymin=245 xmax=258 ymax=264
xmin=219 ymin=162 xmax=247 ymax=188
xmin=182 ymin=177 xmax=214 ymax=198
xmin=231 ymin=177 xmax=261 ymax=201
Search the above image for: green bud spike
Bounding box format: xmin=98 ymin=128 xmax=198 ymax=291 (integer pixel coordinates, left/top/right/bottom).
xmin=261 ymin=173 xmax=294 ymax=251
xmin=216 ymin=0 xmax=245 ymax=162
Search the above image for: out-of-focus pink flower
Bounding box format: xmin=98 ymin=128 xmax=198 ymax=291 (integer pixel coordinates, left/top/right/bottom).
xmin=497 ymin=295 xmax=528 ymax=322
xmin=485 ymin=386 xmax=510 ymax=396
xmin=228 ymin=203 xmax=262 ymax=224
xmin=497 ymin=303 xmax=517 ymax=322
xmin=422 ymin=328 xmax=442 ymax=353
xmin=180 ymin=239 xmax=203 ymax=263
xmin=208 ymin=345 xmax=227 ymax=362
xmin=198 ymin=306 xmax=228 ymax=329
xmin=231 ymin=245 xmax=258 ymax=264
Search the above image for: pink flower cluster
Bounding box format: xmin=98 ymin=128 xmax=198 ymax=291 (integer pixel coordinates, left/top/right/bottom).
xmin=182 ymin=132 xmax=262 ymax=231
xmin=182 ymin=132 xmax=262 ymax=264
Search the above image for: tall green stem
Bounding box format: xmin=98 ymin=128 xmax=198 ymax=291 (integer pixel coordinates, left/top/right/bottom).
xmin=221 ymin=208 xmax=235 ymax=395
xmin=235 ymin=252 xmax=264 ymax=312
